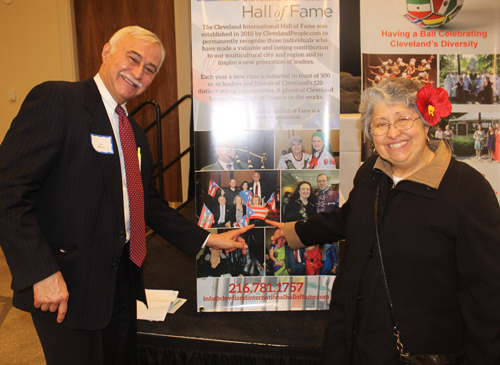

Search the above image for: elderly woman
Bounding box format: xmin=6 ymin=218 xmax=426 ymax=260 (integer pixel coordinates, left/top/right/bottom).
xmin=277 ymin=135 xmax=311 ymax=169
xmin=268 ymin=78 xmax=500 ymax=364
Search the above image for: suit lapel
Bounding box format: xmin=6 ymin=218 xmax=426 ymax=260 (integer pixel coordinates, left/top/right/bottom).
xmin=214 ymin=160 xmax=223 ymax=170
xmin=84 ymin=79 xmax=125 ymax=223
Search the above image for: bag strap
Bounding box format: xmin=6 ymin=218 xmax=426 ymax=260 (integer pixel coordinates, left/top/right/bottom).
xmin=374 ymin=181 xmax=408 ymax=356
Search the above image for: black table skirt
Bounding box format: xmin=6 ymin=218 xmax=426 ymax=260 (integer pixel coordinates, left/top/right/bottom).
xmin=138 ymin=234 xmax=329 ymax=364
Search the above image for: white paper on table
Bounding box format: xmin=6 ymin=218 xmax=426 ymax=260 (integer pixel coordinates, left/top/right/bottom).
xmin=168 ymin=298 xmax=187 ymax=314
xmin=136 ymin=289 xmax=179 ymax=321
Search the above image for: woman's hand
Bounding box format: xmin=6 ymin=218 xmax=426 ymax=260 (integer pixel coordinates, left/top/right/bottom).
xmin=266 ymin=220 xmax=287 ymax=247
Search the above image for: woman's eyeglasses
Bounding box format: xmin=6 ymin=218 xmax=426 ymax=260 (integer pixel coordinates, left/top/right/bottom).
xmin=370 ymin=116 xmax=420 ymax=136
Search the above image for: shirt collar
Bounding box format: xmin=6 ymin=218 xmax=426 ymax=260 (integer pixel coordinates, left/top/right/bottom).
xmin=94 ymin=73 xmax=128 ymax=116
xmin=218 ymin=160 xmax=231 ymax=170
xmin=374 ymin=140 xmax=451 ymax=189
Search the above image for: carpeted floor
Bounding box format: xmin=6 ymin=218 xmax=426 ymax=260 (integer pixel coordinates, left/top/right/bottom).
xmin=0 ymin=247 xmax=46 ymax=364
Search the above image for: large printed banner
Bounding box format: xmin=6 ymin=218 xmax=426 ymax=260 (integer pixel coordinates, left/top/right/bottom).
xmin=192 ymin=0 xmax=339 ymax=131
xmin=361 ymin=0 xmax=500 ymax=201
xmin=191 ymin=0 xmax=340 ymax=312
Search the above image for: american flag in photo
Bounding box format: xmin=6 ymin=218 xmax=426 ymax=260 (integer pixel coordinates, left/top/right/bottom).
xmin=208 ymin=180 xmax=220 ymax=197
xmin=197 ymin=204 xmax=214 ymax=229
xmin=266 ymin=192 xmax=276 ymax=211
xmin=247 ymin=205 xmax=267 ymax=220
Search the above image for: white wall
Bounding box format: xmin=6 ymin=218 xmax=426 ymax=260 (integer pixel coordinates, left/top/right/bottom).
xmin=0 ymin=0 xmax=78 ymax=141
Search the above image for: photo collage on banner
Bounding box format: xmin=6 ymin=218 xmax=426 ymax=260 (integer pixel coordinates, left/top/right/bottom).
xmin=191 ymin=0 xmax=340 ymax=312
xmin=360 ymin=0 xmax=500 ymax=201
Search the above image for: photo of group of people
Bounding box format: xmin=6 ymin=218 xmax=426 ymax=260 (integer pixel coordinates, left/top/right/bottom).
xmin=195 ymin=168 xmax=341 ymax=279
xmin=363 ymin=53 xmax=437 ymax=89
xmin=440 ymin=54 xmax=500 ymax=105
xmin=363 ymin=53 xmax=500 ymax=106
xmin=430 ymin=113 xmax=500 ymax=163
xmin=196 ymin=170 xmax=280 ymax=230
xmin=194 ymin=128 xmax=341 ymax=277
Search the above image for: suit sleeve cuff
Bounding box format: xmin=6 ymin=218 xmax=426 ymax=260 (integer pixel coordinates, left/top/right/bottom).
xmin=284 ymin=222 xmax=306 ymax=250
xmin=201 ymin=234 xmax=210 ymax=249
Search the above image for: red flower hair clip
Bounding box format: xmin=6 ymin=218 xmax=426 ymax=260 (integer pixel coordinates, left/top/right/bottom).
xmin=416 ymin=85 xmax=452 ymax=126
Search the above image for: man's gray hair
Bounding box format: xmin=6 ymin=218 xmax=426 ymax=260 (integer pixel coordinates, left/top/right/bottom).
xmin=359 ymin=78 xmax=428 ymax=141
xmin=109 ymin=26 xmax=166 ymax=69
xmin=317 ymin=173 xmax=328 ymax=181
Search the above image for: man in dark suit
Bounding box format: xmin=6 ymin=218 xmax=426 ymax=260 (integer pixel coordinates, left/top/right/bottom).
xmin=248 ymin=171 xmax=269 ymax=203
xmin=212 ymin=196 xmax=231 ymax=228
xmin=0 ymin=26 xmax=250 ymax=364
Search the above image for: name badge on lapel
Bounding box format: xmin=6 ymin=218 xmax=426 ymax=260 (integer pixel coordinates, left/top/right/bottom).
xmin=91 ymin=134 xmax=114 ymax=154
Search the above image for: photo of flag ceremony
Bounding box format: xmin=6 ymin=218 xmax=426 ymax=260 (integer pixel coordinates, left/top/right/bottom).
xmin=0 ymin=0 xmax=499 ymax=364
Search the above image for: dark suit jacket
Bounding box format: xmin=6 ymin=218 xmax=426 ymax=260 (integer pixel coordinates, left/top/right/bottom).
xmin=249 ymin=181 xmax=270 ymax=202
xmin=0 ymin=78 xmax=209 ymax=331
xmin=212 ymin=204 xmax=231 ymax=227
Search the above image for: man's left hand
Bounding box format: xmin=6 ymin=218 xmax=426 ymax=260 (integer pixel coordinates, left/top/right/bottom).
xmin=206 ymin=225 xmax=254 ymax=255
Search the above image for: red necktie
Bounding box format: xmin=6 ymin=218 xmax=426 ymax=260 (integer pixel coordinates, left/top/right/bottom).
xmin=116 ymin=105 xmax=146 ymax=267
xmin=255 ymin=183 xmax=259 ymax=196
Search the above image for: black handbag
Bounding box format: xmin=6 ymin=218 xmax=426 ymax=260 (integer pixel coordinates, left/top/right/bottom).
xmin=374 ymin=182 xmax=464 ymax=365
